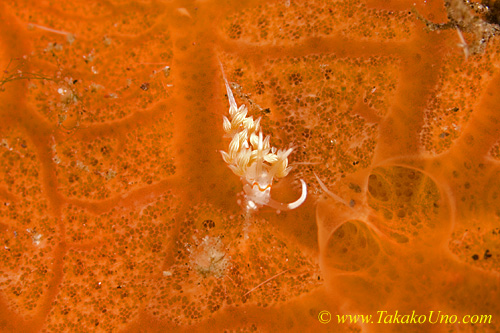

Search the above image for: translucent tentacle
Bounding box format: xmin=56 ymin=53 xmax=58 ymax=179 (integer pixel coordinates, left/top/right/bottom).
xmin=219 ymin=60 xmax=238 ymax=112
xmin=313 ymin=172 xmax=350 ymax=207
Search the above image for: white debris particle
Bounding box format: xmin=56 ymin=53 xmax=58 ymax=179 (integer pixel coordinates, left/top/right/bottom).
xmin=162 ymin=66 xmax=171 ymax=78
xmin=105 ymin=169 xmax=117 ymax=180
xmin=76 ymin=160 xmax=89 ymax=172
xmin=27 ymin=229 xmax=43 ymax=246
xmin=89 ymin=83 xmax=104 ymax=92
xmin=66 ymin=33 xmax=76 ymax=44
xmin=1 ymin=139 xmax=9 ymax=149
xmin=176 ymin=7 xmax=192 ymax=18
xmin=103 ymin=36 xmax=112 ymax=46
xmin=188 ymin=236 xmax=230 ymax=278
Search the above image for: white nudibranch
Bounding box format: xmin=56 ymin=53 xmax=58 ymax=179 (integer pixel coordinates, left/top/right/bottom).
xmin=219 ymin=62 xmax=307 ymax=213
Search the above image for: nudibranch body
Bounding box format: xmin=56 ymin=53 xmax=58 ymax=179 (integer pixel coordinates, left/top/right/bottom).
xmin=219 ymin=62 xmax=307 ymax=213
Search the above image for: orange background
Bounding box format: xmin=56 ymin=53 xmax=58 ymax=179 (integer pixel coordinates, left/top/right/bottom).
xmin=0 ymin=0 xmax=499 ymax=332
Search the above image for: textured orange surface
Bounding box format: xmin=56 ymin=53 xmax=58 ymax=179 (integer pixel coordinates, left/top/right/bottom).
xmin=0 ymin=0 xmax=499 ymax=332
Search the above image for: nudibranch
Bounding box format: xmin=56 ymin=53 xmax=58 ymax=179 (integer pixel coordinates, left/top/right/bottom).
xmin=219 ymin=62 xmax=307 ymax=213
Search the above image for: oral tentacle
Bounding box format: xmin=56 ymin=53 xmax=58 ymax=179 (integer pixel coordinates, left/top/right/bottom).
xmin=266 ymin=179 xmax=307 ymax=211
